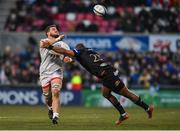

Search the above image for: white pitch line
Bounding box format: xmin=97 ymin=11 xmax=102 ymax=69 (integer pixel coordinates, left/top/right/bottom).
xmin=0 ymin=116 xmax=8 ymax=119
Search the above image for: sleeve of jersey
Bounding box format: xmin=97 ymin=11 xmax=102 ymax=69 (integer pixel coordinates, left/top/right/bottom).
xmin=73 ymin=49 xmax=80 ymax=58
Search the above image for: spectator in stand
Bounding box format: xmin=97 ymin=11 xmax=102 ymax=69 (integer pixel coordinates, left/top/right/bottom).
xmin=70 ymin=71 xmax=82 ymax=90
xmin=4 ymin=0 xmax=180 ymax=33
xmin=1 ymin=45 xmax=180 ymax=87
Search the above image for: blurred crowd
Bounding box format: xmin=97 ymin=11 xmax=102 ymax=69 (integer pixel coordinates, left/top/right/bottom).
xmin=2 ymin=0 xmax=180 ymax=89
xmin=0 ymin=36 xmax=179 ymax=89
xmin=4 ymin=0 xmax=180 ymax=33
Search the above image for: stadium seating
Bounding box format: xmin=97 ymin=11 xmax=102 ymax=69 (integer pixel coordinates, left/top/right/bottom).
xmin=3 ymin=0 xmax=180 ymax=33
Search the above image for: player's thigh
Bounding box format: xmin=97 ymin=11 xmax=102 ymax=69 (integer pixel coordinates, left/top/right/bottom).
xmin=102 ymin=75 xmax=125 ymax=94
xmin=118 ymin=86 xmax=129 ymax=96
xmin=40 ymin=75 xmax=51 ymax=93
xmin=51 ymin=69 xmax=63 ymax=90
xmin=101 ymin=86 xmax=111 ymax=98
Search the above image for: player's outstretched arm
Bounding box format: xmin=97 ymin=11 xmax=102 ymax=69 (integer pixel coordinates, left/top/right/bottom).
xmin=48 ymin=46 xmax=75 ymax=58
xmin=50 ymin=34 xmax=65 ymax=44
xmin=39 ymin=34 xmax=65 ymax=47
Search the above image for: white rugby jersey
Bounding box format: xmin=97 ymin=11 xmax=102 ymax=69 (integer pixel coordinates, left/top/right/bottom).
xmin=39 ymin=39 xmax=70 ymax=76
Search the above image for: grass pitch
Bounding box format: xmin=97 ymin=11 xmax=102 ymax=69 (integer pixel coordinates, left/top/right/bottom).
xmin=0 ymin=106 xmax=180 ymax=130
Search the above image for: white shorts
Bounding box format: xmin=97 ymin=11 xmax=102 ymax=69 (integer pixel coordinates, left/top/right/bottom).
xmin=40 ymin=69 xmax=63 ymax=87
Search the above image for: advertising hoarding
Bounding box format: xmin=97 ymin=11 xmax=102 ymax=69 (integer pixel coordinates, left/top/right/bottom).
xmin=149 ymin=35 xmax=180 ymax=52
xmin=0 ymin=86 xmax=82 ymax=105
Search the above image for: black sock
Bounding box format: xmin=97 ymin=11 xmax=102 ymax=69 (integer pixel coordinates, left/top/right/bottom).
xmin=114 ymin=102 xmax=126 ymax=115
xmin=135 ymin=97 xmax=149 ymax=111
xmin=108 ymin=95 xmax=126 ymax=115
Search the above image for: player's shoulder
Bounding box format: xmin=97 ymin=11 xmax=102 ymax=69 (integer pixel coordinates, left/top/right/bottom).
xmin=40 ymin=38 xmax=49 ymax=42
xmin=40 ymin=37 xmax=48 ymax=40
xmin=55 ymin=40 xmax=67 ymax=45
xmin=55 ymin=41 xmax=70 ymax=49
xmin=39 ymin=38 xmax=49 ymax=48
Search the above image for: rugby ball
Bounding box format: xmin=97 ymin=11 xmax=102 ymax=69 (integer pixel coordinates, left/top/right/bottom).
xmin=93 ymin=5 xmax=107 ymax=16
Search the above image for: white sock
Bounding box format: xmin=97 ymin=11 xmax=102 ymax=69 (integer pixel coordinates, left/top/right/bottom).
xmin=121 ymin=113 xmax=127 ymax=117
xmin=146 ymin=107 xmax=150 ymax=112
xmin=53 ymin=112 xmax=59 ymax=119
xmin=47 ymin=106 xmax=52 ymax=110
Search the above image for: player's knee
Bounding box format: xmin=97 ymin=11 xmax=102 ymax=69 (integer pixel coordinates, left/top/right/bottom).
xmin=120 ymin=88 xmax=132 ymax=100
xmin=52 ymin=83 xmax=62 ymax=90
xmin=102 ymin=92 xmax=111 ymax=99
xmin=51 ymin=83 xmax=61 ymax=96
xmin=43 ymin=92 xmax=50 ymax=103
xmin=52 ymin=89 xmax=60 ymax=98
xmin=43 ymin=92 xmax=50 ymax=99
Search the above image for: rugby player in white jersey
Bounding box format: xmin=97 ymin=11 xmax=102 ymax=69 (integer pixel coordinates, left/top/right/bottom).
xmin=39 ymin=25 xmax=72 ymax=124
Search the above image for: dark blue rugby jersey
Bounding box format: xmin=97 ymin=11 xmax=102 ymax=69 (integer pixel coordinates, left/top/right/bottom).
xmin=73 ymin=48 xmax=112 ymax=77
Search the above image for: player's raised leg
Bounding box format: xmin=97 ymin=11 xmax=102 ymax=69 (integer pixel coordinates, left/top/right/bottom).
xmin=119 ymin=86 xmax=154 ymax=119
xmin=42 ymin=83 xmax=53 ymax=120
xmin=50 ymin=77 xmax=62 ymax=124
xmin=101 ymin=86 xmax=129 ymax=125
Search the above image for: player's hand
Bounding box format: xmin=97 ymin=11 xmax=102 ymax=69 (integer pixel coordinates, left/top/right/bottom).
xmin=55 ymin=34 xmax=65 ymax=42
xmin=63 ymin=56 xmax=72 ymax=63
xmin=40 ymin=39 xmax=50 ymax=48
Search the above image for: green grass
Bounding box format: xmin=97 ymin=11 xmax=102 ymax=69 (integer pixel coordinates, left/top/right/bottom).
xmin=0 ymin=106 xmax=180 ymax=130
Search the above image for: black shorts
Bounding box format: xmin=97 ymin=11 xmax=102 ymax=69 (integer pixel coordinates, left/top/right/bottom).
xmin=101 ymin=69 xmax=125 ymax=93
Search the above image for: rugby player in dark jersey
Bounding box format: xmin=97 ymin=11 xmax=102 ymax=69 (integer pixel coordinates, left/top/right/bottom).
xmin=40 ymin=41 xmax=154 ymax=125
